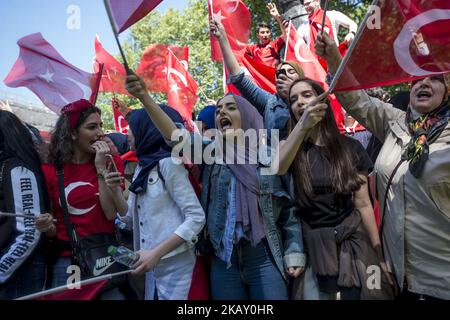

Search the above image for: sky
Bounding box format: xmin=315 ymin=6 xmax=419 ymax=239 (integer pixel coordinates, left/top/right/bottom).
xmin=0 ymin=0 xmax=188 ymax=105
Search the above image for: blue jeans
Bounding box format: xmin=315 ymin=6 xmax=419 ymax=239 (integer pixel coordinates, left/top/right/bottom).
xmin=0 ymin=251 xmax=47 ymax=300
xmin=211 ymin=239 xmax=289 ymax=300
xmin=52 ymin=257 xmax=124 ymax=300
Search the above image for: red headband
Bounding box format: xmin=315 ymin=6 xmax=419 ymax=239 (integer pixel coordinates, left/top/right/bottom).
xmin=61 ymin=99 xmax=95 ymax=130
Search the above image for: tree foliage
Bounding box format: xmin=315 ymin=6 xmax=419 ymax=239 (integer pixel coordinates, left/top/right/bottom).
xmin=97 ymin=0 xmax=403 ymax=130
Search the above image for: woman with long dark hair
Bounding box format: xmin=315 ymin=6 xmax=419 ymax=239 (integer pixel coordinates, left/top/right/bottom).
xmin=38 ymin=99 xmax=128 ymax=299
xmin=277 ymin=78 xmax=392 ymax=300
xmin=0 ymin=110 xmax=50 ymax=299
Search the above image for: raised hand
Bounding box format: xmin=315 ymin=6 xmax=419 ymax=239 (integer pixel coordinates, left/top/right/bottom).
xmin=125 ymin=74 xmax=149 ymax=101
xmin=298 ymin=91 xmax=329 ymax=130
xmin=209 ymin=18 xmax=226 ymax=40
xmin=92 ymin=140 xmax=110 ymax=173
xmin=315 ymin=32 xmax=341 ymax=63
xmin=267 ymin=2 xmax=281 ymax=19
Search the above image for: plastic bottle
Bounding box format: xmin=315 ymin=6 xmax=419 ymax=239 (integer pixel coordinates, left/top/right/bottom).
xmin=108 ymin=245 xmax=140 ymax=268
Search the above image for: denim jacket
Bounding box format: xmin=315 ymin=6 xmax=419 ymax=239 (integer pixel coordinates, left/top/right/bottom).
xmin=201 ymin=163 xmax=306 ymax=281
xmin=228 ymin=71 xmax=290 ymax=141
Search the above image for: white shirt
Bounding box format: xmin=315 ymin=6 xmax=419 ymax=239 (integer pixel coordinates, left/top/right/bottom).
xmin=297 ymin=10 xmax=358 ymax=46
xmin=126 ymin=158 xmax=205 ymax=260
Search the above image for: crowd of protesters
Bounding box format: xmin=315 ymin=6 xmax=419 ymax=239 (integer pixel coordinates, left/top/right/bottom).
xmin=1 ymin=1 xmax=449 ymax=301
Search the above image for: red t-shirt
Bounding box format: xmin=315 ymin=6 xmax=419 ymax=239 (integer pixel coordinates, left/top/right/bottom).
xmin=245 ymin=37 xmax=284 ymax=68
xmin=41 ymin=155 xmax=125 ymax=243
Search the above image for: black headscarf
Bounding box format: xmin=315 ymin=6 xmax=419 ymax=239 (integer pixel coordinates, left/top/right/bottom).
xmin=128 ymin=106 xmax=183 ymax=193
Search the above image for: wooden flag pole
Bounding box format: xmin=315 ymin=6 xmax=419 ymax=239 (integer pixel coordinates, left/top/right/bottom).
xmin=284 ymin=19 xmax=292 ymax=61
xmin=103 ymin=0 xmax=133 ymax=75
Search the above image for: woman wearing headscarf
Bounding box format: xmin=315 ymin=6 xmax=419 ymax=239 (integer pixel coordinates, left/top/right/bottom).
xmin=125 ymin=106 xmax=205 ymax=300
xmin=210 ymin=18 xmax=305 ymax=142
xmin=0 ymin=111 xmax=50 ymax=299
xmin=316 ymin=32 xmax=450 ymax=300
xmin=124 ymin=74 xmax=306 ymax=300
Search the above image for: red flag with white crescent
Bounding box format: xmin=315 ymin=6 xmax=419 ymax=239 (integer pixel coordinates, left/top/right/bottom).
xmin=136 ymin=44 xmax=189 ymax=93
xmin=333 ymin=0 xmax=450 ymax=91
xmin=112 ymin=99 xmax=129 ymax=134
xmin=208 ymin=0 xmax=251 ymax=62
xmin=94 ymin=36 xmax=130 ymax=96
xmin=166 ymin=49 xmax=198 ymax=120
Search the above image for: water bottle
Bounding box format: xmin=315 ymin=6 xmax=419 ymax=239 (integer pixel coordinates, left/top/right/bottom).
xmin=108 ymin=245 xmax=140 ymax=268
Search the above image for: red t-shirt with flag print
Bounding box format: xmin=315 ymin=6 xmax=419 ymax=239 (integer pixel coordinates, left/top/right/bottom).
xmin=41 ymin=155 xmax=124 ymax=243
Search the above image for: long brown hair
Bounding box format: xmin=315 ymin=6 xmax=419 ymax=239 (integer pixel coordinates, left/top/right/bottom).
xmin=47 ymin=107 xmax=101 ymax=168
xmin=288 ymin=78 xmax=364 ymax=197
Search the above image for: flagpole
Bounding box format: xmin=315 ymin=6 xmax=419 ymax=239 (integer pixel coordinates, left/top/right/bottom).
xmin=15 ymin=269 xmax=133 ymax=300
xmin=328 ymin=0 xmax=379 ymax=93
xmin=0 ymin=211 xmax=56 ymax=222
xmin=320 ymin=0 xmax=329 ymax=37
xmin=284 ymin=19 xmax=292 ymax=61
xmin=91 ymin=63 xmax=104 ymax=105
xmin=103 ymin=0 xmax=132 ymax=75
xmin=197 ymin=86 xmax=210 ymax=103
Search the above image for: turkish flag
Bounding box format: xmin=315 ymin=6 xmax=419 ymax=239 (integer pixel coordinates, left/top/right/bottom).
xmin=94 ymin=36 xmax=129 ymax=96
xmin=136 ymin=44 xmax=189 ymax=93
xmin=225 ymin=54 xmax=276 ymax=95
xmin=286 ymin=23 xmax=328 ymax=84
xmin=166 ymin=49 xmax=198 ymax=120
xmin=284 ymin=24 xmax=345 ymax=132
xmin=108 ymin=0 xmax=162 ymax=33
xmin=333 ymin=0 xmax=450 ymax=91
xmin=208 ymin=0 xmax=251 ymax=61
xmin=112 ymin=99 xmax=129 ymax=134
xmin=4 ymin=33 xmax=98 ymax=114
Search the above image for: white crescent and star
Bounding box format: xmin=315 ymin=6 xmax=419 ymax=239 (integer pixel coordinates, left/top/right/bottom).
xmin=65 ymin=77 xmax=92 ymax=99
xmin=213 ymin=10 xmax=226 ymax=24
xmin=167 ymin=68 xmax=188 ymax=87
xmin=63 ymin=182 xmax=97 ymax=216
xmin=39 ymin=69 xmax=54 ymax=83
xmin=294 ymin=38 xmax=313 ymax=63
xmin=393 ymin=9 xmax=450 ymax=76
xmin=170 ymin=83 xmax=181 ymax=93
xmin=117 ymin=115 xmax=129 ymax=133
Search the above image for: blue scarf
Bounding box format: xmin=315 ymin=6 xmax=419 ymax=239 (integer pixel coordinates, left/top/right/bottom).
xmin=128 ymin=106 xmax=183 ymax=193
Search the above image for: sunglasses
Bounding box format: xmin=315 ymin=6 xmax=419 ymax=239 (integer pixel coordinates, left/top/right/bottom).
xmin=276 ymin=69 xmax=287 ymax=78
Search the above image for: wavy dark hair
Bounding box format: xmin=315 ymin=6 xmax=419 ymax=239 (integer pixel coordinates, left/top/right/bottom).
xmin=0 ymin=110 xmax=42 ymax=172
xmin=47 ymin=106 xmax=101 ymax=168
xmin=287 ymin=78 xmax=364 ymax=197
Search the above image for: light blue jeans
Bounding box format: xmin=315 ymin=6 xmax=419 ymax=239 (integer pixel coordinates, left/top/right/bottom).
xmin=211 ymin=239 xmax=289 ymax=300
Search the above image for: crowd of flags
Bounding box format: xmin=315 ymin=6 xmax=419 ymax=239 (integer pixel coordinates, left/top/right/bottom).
xmin=3 ymin=0 xmax=450 ymax=134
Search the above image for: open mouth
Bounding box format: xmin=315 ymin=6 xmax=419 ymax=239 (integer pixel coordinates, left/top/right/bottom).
xmin=219 ymin=117 xmax=233 ymax=130
xmin=416 ymin=90 xmax=432 ymax=100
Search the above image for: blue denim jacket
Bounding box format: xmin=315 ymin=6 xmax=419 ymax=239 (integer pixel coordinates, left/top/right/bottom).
xmin=201 ymin=163 xmax=306 ymax=281
xmin=228 ymin=71 xmax=290 ymax=141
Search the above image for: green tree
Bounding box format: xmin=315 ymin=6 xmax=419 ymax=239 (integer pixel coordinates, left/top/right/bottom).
xmin=97 ymin=0 xmax=403 ymax=130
